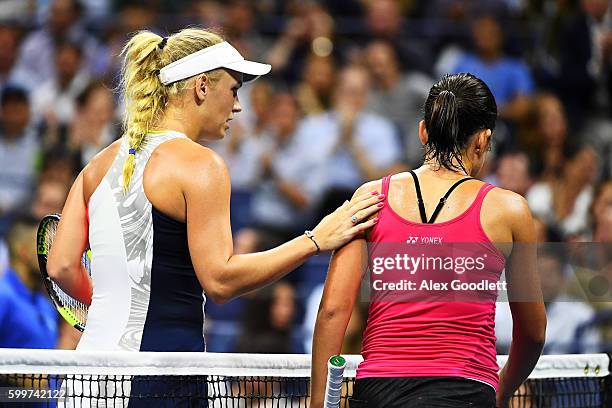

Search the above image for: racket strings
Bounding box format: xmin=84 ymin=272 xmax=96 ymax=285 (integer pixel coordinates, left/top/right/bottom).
xmin=52 ymin=280 xmax=88 ymax=323
xmin=41 ymin=216 xmax=89 ymax=329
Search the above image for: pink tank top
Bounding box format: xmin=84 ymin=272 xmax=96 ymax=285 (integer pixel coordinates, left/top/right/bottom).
xmin=356 ymin=174 xmax=506 ymax=390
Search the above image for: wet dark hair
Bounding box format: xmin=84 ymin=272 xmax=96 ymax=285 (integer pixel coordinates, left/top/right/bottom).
xmin=423 ymin=73 xmax=497 ymax=173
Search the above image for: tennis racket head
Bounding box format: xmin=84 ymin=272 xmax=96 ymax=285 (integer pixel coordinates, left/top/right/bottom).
xmin=37 ymin=213 xmax=89 ymax=332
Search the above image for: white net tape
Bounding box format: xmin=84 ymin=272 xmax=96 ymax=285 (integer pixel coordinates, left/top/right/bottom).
xmin=0 ymin=349 xmax=608 ymax=379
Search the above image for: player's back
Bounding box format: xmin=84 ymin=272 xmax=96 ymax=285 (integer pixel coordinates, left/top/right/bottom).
xmin=358 ymin=172 xmax=507 ymax=390
xmin=79 ymin=131 xmax=205 ymax=352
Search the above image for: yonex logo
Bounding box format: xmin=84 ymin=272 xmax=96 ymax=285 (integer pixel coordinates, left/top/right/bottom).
xmin=406 ymin=236 xmax=443 ymax=244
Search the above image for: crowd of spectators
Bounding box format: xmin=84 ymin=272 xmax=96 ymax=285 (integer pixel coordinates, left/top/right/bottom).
xmin=0 ymin=0 xmax=611 ymax=356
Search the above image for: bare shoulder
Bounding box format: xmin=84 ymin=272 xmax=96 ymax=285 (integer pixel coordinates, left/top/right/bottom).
xmin=354 ymin=179 xmax=384 ymax=198
xmin=180 ymin=141 xmax=227 ymax=171
xmin=482 ymin=186 xmax=533 ymax=234
xmin=485 ymin=187 xmax=531 ymax=220
xmin=164 ymin=140 xmax=230 ymax=193
xmin=83 ymin=139 xmax=121 ymax=175
xmin=82 ymin=139 xmax=122 ymax=200
xmin=480 ymin=186 xmax=534 ymax=247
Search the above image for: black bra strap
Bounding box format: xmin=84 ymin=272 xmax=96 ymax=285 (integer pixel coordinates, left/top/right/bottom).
xmin=428 ymin=177 xmax=474 ymax=223
xmin=409 ymin=170 xmax=428 ymax=223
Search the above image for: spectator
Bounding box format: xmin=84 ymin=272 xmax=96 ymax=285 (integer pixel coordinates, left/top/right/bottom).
xmin=190 ymin=0 xmax=224 ymax=28
xmin=496 ymin=245 xmax=601 ymax=354
xmin=65 ymin=81 xmax=118 ymax=168
xmin=207 ymin=81 xmax=275 ymax=232
xmin=31 ymin=178 xmax=69 ymax=219
xmin=566 ymin=260 xmax=612 ymax=351
xmin=527 ymin=145 xmax=598 ymax=237
xmin=422 ymin=0 xmax=512 ymax=21
xmin=250 ymin=92 xmax=326 ymax=236
xmin=0 ymin=216 xmax=59 ymax=348
xmin=0 ymin=87 xmax=39 ymax=217
xmin=266 ymin=3 xmax=337 ymax=83
xmin=13 ymin=0 xmax=99 ymax=85
xmin=204 ymin=228 xmax=282 ymax=353
xmin=0 ymin=23 xmax=29 ymax=92
xmin=490 ymin=151 xmax=533 ymax=196
xmin=567 ymin=180 xmax=612 ymax=298
xmin=359 ymin=0 xmax=434 ymax=74
xmin=582 ymin=0 xmax=612 ymax=115
xmin=518 ymin=93 xmax=570 ymax=182
xmin=295 ymin=54 xmax=336 ymax=115
xmin=303 ymin=282 xmax=366 ymax=354
xmin=532 ymin=215 xmax=564 ymax=244
xmin=90 ymin=1 xmax=160 ymax=82
xmin=591 ymin=180 xmax=612 ymax=243
xmin=452 ymin=15 xmax=534 ymax=121
xmin=221 ymin=0 xmax=268 ymax=61
xmin=296 ymin=66 xmax=404 ymax=215
xmin=538 ymin=0 xmax=611 ymax=122
xmin=0 ymin=0 xmax=31 ymax=22
xmin=207 ymin=80 xmax=274 ymax=191
xmin=31 ymin=41 xmax=90 ymax=130
xmin=38 ymin=151 xmax=78 ymax=187
xmin=235 ymin=281 xmax=301 ymax=353
xmin=364 ymin=40 xmax=433 ymax=167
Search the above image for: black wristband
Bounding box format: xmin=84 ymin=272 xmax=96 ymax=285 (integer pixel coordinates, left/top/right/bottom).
xmin=304 ymin=230 xmax=320 ymax=255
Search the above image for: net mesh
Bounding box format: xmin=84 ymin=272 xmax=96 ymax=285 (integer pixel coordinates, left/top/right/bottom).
xmin=0 ymin=350 xmax=609 ymax=407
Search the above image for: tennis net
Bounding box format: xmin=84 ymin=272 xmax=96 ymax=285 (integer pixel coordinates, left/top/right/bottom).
xmin=0 ymin=349 xmax=609 ymax=407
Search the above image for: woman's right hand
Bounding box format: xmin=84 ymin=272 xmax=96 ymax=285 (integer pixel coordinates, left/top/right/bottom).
xmin=311 ymin=191 xmax=384 ymax=251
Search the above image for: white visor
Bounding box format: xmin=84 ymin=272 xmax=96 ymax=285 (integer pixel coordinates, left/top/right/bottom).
xmin=158 ymin=41 xmax=271 ymax=85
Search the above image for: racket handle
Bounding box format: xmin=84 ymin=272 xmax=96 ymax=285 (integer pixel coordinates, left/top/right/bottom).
xmin=324 ymin=355 xmax=346 ymax=408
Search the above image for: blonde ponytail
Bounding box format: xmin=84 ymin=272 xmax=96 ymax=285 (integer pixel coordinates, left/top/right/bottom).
xmin=119 ymin=28 xmax=225 ymax=191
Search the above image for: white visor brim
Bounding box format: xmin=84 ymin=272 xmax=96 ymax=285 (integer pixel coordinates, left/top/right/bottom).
xmin=159 ymin=41 xmax=271 ymax=85
xmin=224 ymin=59 xmax=271 ymax=82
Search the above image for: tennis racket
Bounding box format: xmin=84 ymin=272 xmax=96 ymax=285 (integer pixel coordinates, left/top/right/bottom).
xmin=324 ymin=355 xmax=347 ymax=408
xmin=37 ymin=213 xmax=90 ymax=332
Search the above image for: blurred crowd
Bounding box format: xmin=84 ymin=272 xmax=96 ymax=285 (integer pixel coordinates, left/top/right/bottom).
xmin=0 ymin=0 xmax=612 ymax=357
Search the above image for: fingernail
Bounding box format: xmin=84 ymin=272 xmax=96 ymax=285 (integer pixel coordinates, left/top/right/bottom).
xmin=377 ymin=203 xmax=384 ymax=208
xmin=371 ymin=191 xmax=379 ymax=196
xmin=373 ymin=218 xmax=379 ymax=224
xmin=378 ymin=194 xmax=385 ymax=200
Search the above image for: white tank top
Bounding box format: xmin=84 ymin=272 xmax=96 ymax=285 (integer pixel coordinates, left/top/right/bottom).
xmin=79 ymin=130 xmax=205 ymax=352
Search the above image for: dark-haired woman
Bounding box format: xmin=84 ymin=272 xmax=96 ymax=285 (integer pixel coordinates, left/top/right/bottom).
xmin=310 ymin=73 xmax=547 ymax=408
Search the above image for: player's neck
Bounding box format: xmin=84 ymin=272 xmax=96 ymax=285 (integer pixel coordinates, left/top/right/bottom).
xmin=156 ymin=113 xmax=198 ymax=141
xmin=421 ymin=159 xmax=473 ymax=179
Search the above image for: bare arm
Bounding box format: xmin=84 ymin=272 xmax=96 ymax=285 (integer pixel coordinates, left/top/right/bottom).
xmin=497 ymin=195 xmax=547 ymax=407
xmin=184 ymin=149 xmax=382 ymax=304
xmin=309 ymin=183 xmax=378 ymax=408
xmin=47 ymin=171 xmax=93 ymax=305
xmin=310 ymin=238 xmax=367 ymax=408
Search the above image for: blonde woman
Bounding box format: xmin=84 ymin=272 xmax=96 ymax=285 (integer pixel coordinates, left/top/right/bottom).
xmin=46 ymin=28 xmax=382 ymax=404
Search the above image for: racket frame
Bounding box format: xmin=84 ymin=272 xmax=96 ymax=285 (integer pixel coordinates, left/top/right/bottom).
xmin=37 ymin=213 xmax=88 ymax=332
